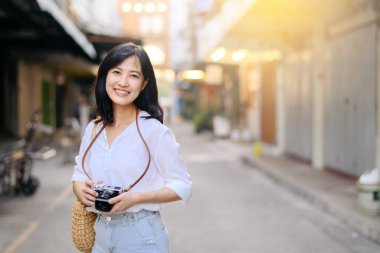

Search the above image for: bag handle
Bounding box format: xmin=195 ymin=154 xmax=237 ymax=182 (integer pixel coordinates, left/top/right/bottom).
xmin=81 ymin=109 xmax=151 ymax=192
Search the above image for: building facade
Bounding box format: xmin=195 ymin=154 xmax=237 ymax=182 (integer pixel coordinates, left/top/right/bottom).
xmin=0 ymin=0 xmax=98 ymax=140
xmin=192 ymin=0 xmax=380 ymax=177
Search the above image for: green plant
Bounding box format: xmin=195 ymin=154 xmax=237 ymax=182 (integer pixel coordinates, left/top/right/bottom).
xmin=181 ymin=99 xmax=197 ymax=120
xmin=192 ymin=110 xmax=214 ymax=133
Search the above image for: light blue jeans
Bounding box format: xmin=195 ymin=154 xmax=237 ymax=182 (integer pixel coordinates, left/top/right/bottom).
xmin=92 ymin=210 xmax=170 ymax=253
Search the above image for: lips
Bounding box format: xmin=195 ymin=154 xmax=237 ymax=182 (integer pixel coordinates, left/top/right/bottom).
xmin=114 ymin=88 xmax=130 ymax=96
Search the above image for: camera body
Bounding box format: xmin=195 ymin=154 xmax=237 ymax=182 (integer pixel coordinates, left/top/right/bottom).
xmin=93 ymin=184 xmax=123 ymax=212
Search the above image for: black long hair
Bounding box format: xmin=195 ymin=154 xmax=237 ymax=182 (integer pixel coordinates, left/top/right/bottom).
xmin=94 ymin=42 xmax=164 ymax=125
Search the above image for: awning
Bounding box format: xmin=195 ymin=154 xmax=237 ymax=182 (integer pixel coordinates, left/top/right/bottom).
xmin=36 ymin=0 xmax=96 ymax=59
xmin=87 ymin=33 xmax=142 ymax=62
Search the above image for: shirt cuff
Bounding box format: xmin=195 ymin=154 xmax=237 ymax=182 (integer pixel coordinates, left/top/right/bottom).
xmin=165 ymin=180 xmax=192 ymax=204
xmin=71 ymin=175 xmax=88 ymax=183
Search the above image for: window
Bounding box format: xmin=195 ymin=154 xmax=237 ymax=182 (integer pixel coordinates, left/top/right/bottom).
xmin=138 ymin=15 xmax=164 ymax=35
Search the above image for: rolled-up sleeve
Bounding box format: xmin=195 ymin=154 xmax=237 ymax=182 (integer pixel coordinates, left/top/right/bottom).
xmin=71 ymin=122 xmax=93 ymax=182
xmin=153 ymin=129 xmax=192 ymax=203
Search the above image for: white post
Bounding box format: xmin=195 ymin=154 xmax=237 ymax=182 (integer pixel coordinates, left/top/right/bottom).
xmin=311 ymin=24 xmax=325 ymax=169
xmin=376 ymin=31 xmax=380 ymax=169
xmin=276 ymin=63 xmax=285 ymax=154
xmin=239 ymin=61 xmax=248 ymax=135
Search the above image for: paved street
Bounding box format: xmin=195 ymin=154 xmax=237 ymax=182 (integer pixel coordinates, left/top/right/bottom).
xmin=1 ymin=122 xmax=380 ymax=253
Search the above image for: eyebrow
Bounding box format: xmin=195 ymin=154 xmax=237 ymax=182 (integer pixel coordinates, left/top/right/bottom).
xmin=113 ymin=67 xmax=142 ymax=76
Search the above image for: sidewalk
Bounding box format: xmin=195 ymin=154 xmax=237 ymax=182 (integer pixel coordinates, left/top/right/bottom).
xmin=207 ymin=135 xmax=380 ymax=245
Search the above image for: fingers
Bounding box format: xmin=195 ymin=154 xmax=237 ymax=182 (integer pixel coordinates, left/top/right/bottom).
xmin=81 ymin=181 xmax=99 ymax=206
xmin=108 ymin=192 xmax=135 ymax=213
xmin=104 ymin=202 xmax=122 ymax=215
xmin=85 ymin=180 xmax=94 ymax=187
xmin=82 ymin=197 xmax=94 ymax=207
xmin=108 ymin=194 xmax=121 ymax=205
xmin=101 ymin=195 xmax=124 ymax=215
xmin=83 ymin=188 xmax=97 ymax=201
xmin=99 ymin=193 xmax=134 ymax=214
xmin=81 ymin=194 xmax=96 ymax=207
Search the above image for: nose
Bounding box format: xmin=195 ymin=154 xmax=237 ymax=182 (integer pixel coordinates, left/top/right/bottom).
xmin=117 ymin=73 xmax=130 ymax=87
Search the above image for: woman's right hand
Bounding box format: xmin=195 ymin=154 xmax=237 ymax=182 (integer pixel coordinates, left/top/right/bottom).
xmin=73 ymin=180 xmax=103 ymax=206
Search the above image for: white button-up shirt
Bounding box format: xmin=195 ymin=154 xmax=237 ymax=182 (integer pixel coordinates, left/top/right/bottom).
xmin=72 ymin=111 xmax=192 ymax=212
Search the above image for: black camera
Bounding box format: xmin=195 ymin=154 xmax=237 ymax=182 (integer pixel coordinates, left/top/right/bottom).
xmin=93 ymin=184 xmax=123 ymax=212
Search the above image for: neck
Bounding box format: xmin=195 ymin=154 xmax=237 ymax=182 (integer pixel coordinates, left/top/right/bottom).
xmin=112 ymin=104 xmax=137 ymax=127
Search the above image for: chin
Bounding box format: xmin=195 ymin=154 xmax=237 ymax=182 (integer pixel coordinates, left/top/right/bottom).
xmin=114 ymin=101 xmax=133 ymax=107
xmin=111 ymin=97 xmax=135 ymax=106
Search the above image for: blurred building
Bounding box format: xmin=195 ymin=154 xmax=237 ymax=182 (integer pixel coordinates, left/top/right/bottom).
xmin=0 ymin=0 xmax=137 ymax=141
xmin=67 ymin=0 xmax=123 ymax=36
xmin=189 ymin=0 xmax=380 ymax=177
xmin=169 ymin=0 xmax=196 ymax=70
xmin=118 ymin=0 xmax=169 ymax=67
xmin=117 ymin=0 xmax=176 ymax=122
xmin=0 ymin=0 xmax=97 ymax=140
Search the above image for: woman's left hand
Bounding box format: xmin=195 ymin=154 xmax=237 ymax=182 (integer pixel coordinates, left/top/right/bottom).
xmin=103 ymin=192 xmax=140 ymax=215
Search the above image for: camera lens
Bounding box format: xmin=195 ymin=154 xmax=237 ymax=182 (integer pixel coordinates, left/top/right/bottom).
xmin=95 ymin=199 xmax=112 ymax=212
xmin=99 ymin=190 xmax=115 ymax=200
xmin=95 ymin=190 xmax=119 ymax=212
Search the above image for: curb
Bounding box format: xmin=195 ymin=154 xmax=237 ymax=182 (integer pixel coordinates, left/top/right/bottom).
xmin=241 ymin=155 xmax=380 ymax=245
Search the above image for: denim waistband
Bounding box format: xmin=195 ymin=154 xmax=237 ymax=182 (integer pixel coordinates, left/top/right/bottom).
xmin=98 ymin=209 xmax=159 ymax=223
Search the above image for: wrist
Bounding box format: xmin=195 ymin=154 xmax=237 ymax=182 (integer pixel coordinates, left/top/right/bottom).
xmin=131 ymin=191 xmax=152 ymax=206
xmin=133 ymin=191 xmax=146 ymax=205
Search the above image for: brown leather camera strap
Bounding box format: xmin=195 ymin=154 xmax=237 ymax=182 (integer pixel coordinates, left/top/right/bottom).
xmin=81 ymin=109 xmax=151 ymax=192
xmin=124 ymin=110 xmax=151 ymax=192
xmin=81 ymin=122 xmax=105 ymax=180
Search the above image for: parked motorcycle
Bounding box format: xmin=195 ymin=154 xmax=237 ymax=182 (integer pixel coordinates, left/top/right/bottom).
xmin=0 ymin=110 xmax=56 ymax=196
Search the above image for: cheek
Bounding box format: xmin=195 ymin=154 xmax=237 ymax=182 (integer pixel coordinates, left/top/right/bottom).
xmin=131 ymin=81 xmax=144 ymax=91
xmin=105 ymin=82 xmax=113 ymax=95
xmin=105 ymin=76 xmax=115 ymax=90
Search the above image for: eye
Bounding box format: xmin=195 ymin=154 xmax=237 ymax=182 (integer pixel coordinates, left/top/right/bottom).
xmin=111 ymin=69 xmax=121 ymax=75
xmin=130 ymin=73 xmax=141 ymax=79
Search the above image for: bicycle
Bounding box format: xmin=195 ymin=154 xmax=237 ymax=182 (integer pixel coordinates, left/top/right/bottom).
xmin=0 ymin=110 xmax=56 ymax=196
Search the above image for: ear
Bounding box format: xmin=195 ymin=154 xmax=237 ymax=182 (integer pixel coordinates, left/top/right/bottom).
xmin=141 ymin=79 xmax=148 ymax=91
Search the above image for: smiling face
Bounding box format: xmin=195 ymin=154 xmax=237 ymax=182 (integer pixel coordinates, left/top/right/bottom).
xmin=105 ymin=55 xmax=147 ymax=109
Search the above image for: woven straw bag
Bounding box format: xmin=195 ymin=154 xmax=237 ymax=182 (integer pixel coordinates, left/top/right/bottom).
xmin=71 ymin=122 xmax=103 ymax=252
xmin=71 ymin=199 xmax=97 ymax=253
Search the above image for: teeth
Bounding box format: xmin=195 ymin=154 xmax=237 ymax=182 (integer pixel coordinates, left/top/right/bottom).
xmin=115 ymin=89 xmax=129 ymax=95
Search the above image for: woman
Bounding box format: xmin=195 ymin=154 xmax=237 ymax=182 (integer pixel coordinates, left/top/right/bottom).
xmin=72 ymin=42 xmax=192 ymax=253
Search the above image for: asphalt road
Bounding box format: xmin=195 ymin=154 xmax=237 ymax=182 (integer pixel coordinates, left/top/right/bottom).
xmin=0 ymin=122 xmax=379 ymax=253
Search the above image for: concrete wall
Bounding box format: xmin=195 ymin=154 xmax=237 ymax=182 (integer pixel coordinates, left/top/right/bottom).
xmin=324 ymin=23 xmax=376 ymax=176
xmin=283 ymin=52 xmax=313 ymax=161
xmin=17 ymin=61 xmax=54 ymax=137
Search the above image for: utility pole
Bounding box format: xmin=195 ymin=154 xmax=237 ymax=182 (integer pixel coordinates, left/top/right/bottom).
xmin=189 ymin=0 xmax=197 ymax=67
